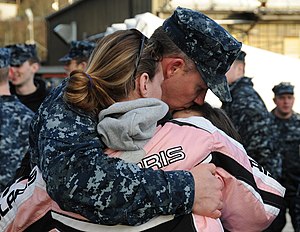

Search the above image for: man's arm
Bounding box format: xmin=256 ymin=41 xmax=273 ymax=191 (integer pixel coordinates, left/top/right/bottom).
xmin=35 ymin=138 xmax=222 ymax=225
xmin=39 ymin=142 xmax=194 ymax=225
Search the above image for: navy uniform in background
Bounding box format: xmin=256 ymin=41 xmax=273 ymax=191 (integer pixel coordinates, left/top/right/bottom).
xmin=59 ymin=40 xmax=96 ymax=76
xmin=0 ymin=47 xmax=34 ymax=192
xmin=222 ymin=51 xmax=282 ymax=180
xmin=267 ymin=82 xmax=300 ymax=232
xmin=5 ymin=43 xmax=51 ymax=112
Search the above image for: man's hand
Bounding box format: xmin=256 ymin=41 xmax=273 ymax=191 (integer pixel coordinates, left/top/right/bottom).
xmin=190 ymin=163 xmax=223 ymax=218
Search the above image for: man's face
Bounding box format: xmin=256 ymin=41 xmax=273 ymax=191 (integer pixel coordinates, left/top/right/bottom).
xmin=10 ymin=60 xmax=37 ymax=87
xmin=63 ymin=59 xmax=81 ymax=76
xmin=161 ymin=64 xmax=208 ymax=111
xmin=273 ymin=94 xmax=294 ymax=116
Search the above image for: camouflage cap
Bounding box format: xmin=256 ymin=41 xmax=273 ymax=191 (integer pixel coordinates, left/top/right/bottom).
xmin=5 ymin=44 xmax=37 ymax=67
xmin=163 ymin=7 xmax=242 ymax=102
xmin=59 ymin=40 xmax=96 ymax=63
xmin=0 ymin=48 xmax=11 ymax=68
xmin=272 ymin=82 xmax=294 ymax=96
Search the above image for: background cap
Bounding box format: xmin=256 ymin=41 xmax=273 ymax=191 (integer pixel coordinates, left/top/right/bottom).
xmin=0 ymin=47 xmax=11 ymax=68
xmin=59 ymin=40 xmax=96 ymax=63
xmin=163 ymin=7 xmax=242 ymax=102
xmin=5 ymin=43 xmax=37 ymax=67
xmin=236 ymin=50 xmax=246 ymax=62
xmin=272 ymin=82 xmax=294 ymax=95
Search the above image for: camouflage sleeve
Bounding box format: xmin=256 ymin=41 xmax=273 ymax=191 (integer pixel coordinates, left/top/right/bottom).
xmin=29 ymin=89 xmax=194 ymax=225
xmin=0 ymin=96 xmax=34 ymax=191
xmin=42 ymin=146 xmax=194 ymax=225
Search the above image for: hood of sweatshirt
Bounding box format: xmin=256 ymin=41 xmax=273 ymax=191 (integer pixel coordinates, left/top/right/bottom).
xmin=97 ymin=98 xmax=169 ymax=151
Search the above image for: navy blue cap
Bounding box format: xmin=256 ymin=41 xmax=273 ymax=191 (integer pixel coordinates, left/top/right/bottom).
xmin=0 ymin=48 xmax=11 ymax=68
xmin=59 ymin=40 xmax=96 ymax=63
xmin=5 ymin=44 xmax=37 ymax=67
xmin=272 ymin=82 xmax=294 ymax=96
xmin=163 ymin=7 xmax=242 ymax=102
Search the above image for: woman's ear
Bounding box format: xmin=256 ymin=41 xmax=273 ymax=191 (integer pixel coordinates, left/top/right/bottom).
xmin=138 ymin=72 xmax=150 ymax=98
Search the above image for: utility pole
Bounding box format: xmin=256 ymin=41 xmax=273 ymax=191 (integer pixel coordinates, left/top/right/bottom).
xmin=25 ymin=8 xmax=34 ymax=44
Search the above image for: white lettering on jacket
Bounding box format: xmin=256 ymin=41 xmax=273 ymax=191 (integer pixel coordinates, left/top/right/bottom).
xmin=138 ymin=146 xmax=185 ymax=169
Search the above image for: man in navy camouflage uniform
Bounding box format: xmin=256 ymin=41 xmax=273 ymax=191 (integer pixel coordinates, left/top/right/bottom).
xmin=0 ymin=47 xmax=34 ymax=192
xmin=59 ymin=40 xmax=95 ymax=76
xmin=28 ymin=7 xmax=241 ymax=228
xmin=221 ymin=51 xmax=281 ymax=180
xmin=5 ymin=43 xmax=51 ymax=112
xmin=267 ymin=82 xmax=300 ymax=232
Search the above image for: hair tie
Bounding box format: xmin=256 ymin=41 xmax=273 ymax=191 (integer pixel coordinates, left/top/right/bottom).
xmin=85 ymin=72 xmax=93 ymax=88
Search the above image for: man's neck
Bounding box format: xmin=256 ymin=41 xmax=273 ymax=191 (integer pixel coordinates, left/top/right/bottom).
xmin=274 ymin=108 xmax=292 ymax=119
xmin=0 ymin=83 xmax=11 ymax=96
xmin=227 ymin=75 xmax=244 ymax=85
xmin=15 ymin=80 xmax=37 ymax=95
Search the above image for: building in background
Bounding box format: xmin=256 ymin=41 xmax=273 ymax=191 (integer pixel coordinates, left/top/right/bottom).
xmin=0 ymin=0 xmax=73 ymax=62
xmin=1 ymin=0 xmax=300 ymax=63
xmin=45 ymin=0 xmax=152 ymax=65
xmin=1 ymin=0 xmax=300 ymax=96
xmin=164 ymin=0 xmax=300 ymax=59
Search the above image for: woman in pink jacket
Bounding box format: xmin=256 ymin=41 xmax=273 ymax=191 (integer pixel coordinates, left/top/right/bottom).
xmin=97 ymin=99 xmax=285 ymax=232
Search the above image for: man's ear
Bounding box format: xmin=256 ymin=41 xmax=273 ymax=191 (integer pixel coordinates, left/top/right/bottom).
xmin=31 ymin=62 xmax=40 ymax=73
xmin=138 ymin=72 xmax=150 ymax=98
xmin=8 ymin=67 xmax=14 ymax=79
xmin=163 ymin=58 xmax=184 ymax=80
xmin=78 ymin=61 xmax=88 ymax=71
xmin=237 ymin=62 xmax=245 ymax=76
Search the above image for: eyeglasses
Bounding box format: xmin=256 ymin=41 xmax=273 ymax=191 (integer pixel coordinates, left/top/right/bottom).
xmin=131 ymin=34 xmax=146 ymax=80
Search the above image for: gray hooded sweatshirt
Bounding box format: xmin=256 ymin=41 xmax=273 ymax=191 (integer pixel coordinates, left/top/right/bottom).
xmin=97 ymin=98 xmax=169 ymax=162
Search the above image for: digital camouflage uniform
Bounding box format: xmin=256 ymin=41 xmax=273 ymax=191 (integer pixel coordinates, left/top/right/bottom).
xmin=0 ymin=47 xmax=34 ymax=192
xmin=59 ymin=40 xmax=96 ymax=63
xmin=28 ymin=7 xmax=241 ymax=227
xmin=269 ymin=82 xmax=300 ymax=232
xmin=0 ymin=96 xmax=34 ymax=192
xmin=221 ymin=77 xmax=281 ymax=179
xmin=271 ymin=111 xmax=300 ymax=231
